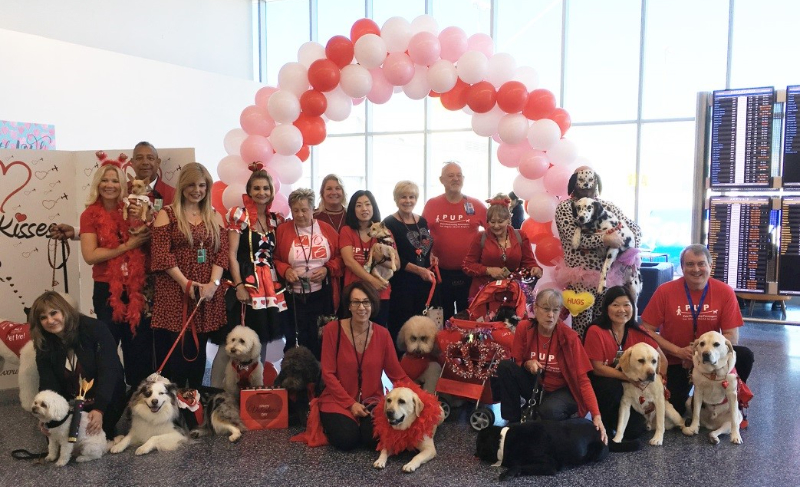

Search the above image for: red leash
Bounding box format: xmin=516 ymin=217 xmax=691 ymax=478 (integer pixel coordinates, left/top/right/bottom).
xmin=156 ymin=281 xmax=205 ymax=374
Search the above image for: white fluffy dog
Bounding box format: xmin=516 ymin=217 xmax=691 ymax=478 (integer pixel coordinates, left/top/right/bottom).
xmin=682 ymin=331 xmax=743 ymax=445
xmin=613 ymin=343 xmax=683 ymax=446
xmin=222 ymin=325 xmax=264 ymax=397
xmin=110 ymin=374 xmax=187 ymax=455
xmin=396 ymin=316 xmax=442 ymax=394
xmin=30 ymin=390 xmax=109 ymax=466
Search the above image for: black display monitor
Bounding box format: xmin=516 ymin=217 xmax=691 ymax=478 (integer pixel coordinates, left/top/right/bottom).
xmin=778 ymin=196 xmax=800 ymax=294
xmin=782 ymin=85 xmax=800 ymax=187
xmin=710 ymin=87 xmax=774 ymax=189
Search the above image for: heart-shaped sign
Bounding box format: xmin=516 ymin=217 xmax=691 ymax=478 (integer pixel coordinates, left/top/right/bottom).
xmin=245 ymin=392 xmax=284 ymax=427
xmin=562 ymin=290 xmax=595 ymax=316
xmin=0 ymin=159 xmax=33 ymax=213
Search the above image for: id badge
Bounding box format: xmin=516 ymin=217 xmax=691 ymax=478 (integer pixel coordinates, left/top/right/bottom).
xmin=197 ymin=248 xmax=207 ymax=264
xmin=153 ymin=198 xmax=163 ymax=212
xmin=464 ymin=201 xmax=475 ymax=215
xmin=612 ymin=349 xmax=624 ymax=368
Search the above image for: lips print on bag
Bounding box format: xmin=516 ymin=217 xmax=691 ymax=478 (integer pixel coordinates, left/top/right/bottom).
xmin=407 ymin=227 xmax=433 ymax=256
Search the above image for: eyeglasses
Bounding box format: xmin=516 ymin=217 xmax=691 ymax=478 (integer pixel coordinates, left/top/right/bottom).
xmin=350 ymin=300 xmax=372 ymax=309
xmin=536 ymin=304 xmax=561 ymax=315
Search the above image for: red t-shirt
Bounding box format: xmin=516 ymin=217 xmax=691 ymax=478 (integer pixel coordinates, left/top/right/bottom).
xmin=422 ymin=194 xmax=486 ymax=270
xmin=338 ymin=226 xmax=391 ymax=300
xmin=641 ymin=277 xmax=743 ymax=365
xmin=583 ymin=325 xmax=659 ymax=366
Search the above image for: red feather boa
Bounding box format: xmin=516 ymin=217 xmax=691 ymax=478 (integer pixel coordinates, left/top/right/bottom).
xmin=372 ymin=383 xmax=442 ymax=454
xmin=84 ymin=201 xmax=146 ymax=333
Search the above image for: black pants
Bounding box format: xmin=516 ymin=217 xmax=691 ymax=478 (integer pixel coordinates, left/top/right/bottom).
xmin=492 ymin=360 xmax=578 ymax=423
xmin=589 ymin=373 xmax=646 ymax=439
xmin=320 ymin=412 xmax=377 ymax=451
xmin=283 ymin=287 xmax=332 ymax=360
xmin=439 ymin=268 xmax=471 ymax=321
xmin=93 ymin=281 xmax=154 ymax=388
xmin=153 ymin=328 xmax=208 ymax=389
xmin=666 ymin=345 xmax=754 ymax=416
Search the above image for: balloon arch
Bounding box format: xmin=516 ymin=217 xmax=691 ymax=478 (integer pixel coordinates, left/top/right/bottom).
xmin=212 ymin=15 xmax=580 ymax=287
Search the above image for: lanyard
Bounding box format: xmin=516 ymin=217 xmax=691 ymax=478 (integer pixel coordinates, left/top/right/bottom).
xmin=294 ymin=221 xmax=315 ymax=273
xmin=684 ymin=282 xmax=709 ymax=337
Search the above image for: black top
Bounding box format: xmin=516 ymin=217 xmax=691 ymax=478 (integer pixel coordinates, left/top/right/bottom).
xmin=36 ymin=315 xmax=126 ymax=413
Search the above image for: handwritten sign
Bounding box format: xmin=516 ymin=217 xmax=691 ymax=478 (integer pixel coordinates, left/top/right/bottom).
xmin=0 ymin=121 xmax=56 ymax=150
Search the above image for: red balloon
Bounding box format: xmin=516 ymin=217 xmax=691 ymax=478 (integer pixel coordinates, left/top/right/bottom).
xmin=440 ymin=79 xmax=469 ymax=111
xmin=350 ymin=18 xmax=380 ymax=43
xmin=466 ymin=81 xmax=497 ymax=113
xmin=326 ymin=35 xmax=355 ymax=68
xmin=293 ymin=114 xmax=327 ymax=146
xmin=550 ymin=108 xmax=572 ymax=136
xmin=523 ymin=89 xmax=557 ymax=120
xmin=521 ymin=218 xmax=553 ymax=245
xmin=211 ymin=181 xmax=227 ymax=214
xmin=296 ymin=145 xmax=310 ymax=162
xmin=534 ymin=235 xmax=564 ymax=267
xmin=308 ymin=59 xmax=341 ymax=93
xmin=300 ymin=90 xmax=328 ymax=117
xmin=496 ymin=81 xmax=528 ymax=114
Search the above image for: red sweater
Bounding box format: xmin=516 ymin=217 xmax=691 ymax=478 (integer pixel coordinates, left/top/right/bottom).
xmin=422 ymin=194 xmax=486 ymax=270
xmin=512 ymin=320 xmax=599 ymax=418
xmin=462 ymin=227 xmax=538 ymax=298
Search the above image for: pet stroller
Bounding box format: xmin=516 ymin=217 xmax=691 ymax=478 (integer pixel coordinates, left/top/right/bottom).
xmin=434 ymin=276 xmax=536 ymax=431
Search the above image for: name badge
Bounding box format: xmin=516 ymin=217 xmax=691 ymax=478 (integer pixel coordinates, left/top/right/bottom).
xmin=464 ymin=202 xmax=475 ymax=215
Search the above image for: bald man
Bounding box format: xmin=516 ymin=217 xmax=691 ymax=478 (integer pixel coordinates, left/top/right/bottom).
xmin=422 ymin=162 xmax=487 ymax=320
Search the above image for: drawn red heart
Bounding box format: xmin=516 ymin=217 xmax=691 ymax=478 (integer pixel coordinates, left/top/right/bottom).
xmin=0 ymin=159 xmax=33 ymax=213
xmin=244 ymin=392 xmax=284 ymax=427
xmin=14 ymin=212 xmax=26 ymax=222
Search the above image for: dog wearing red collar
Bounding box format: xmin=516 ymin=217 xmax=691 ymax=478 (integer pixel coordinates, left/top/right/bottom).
xmin=222 ymin=325 xmax=264 ymax=397
xmin=683 ymin=331 xmax=743 ymax=445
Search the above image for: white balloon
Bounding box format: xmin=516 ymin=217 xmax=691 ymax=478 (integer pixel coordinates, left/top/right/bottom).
xmin=411 ymin=14 xmax=439 ymax=35
xmin=223 ymin=128 xmax=248 ymax=156
xmin=456 ymin=50 xmax=489 ymax=84
xmin=381 ymin=17 xmax=413 ymax=53
xmin=324 ymin=87 xmax=353 ymax=122
xmin=354 ymin=34 xmax=388 ymax=69
xmin=497 ymin=114 xmax=529 ymax=144
xmin=339 ymin=64 xmax=373 ymax=99
xmin=277 ymin=62 xmax=309 ymax=97
xmin=222 ymin=183 xmax=247 ymax=209
xmin=297 ymin=41 xmax=326 ymax=69
xmin=471 ymin=107 xmax=505 ymax=137
xmin=527 ymin=191 xmax=559 ymax=223
xmin=487 ymin=53 xmax=517 ymax=88
xmin=513 ymin=66 xmax=540 ymax=91
xmin=546 ymin=138 xmax=579 ymax=167
xmin=217 ymin=155 xmax=251 ymax=186
xmin=267 ymin=154 xmax=303 ymax=185
xmin=527 ymin=119 xmax=562 ymax=151
xmin=427 ymin=59 xmax=458 ymax=93
xmin=403 ymin=65 xmax=430 ymax=100
xmin=267 ymin=90 xmax=301 ymax=124
xmin=269 ymin=124 xmax=303 ymax=156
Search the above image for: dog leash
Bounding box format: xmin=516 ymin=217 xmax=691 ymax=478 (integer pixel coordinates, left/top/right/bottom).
xmin=47 ymin=236 xmax=70 ymax=293
xmin=156 ymin=282 xmax=205 ymax=374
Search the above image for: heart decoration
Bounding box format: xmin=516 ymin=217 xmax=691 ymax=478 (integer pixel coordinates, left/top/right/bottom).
xmin=562 ymin=290 xmax=595 ymax=316
xmin=42 ymin=200 xmax=57 ymax=210
xmin=244 ymin=392 xmax=284 ymax=427
xmin=0 ymin=159 xmax=33 ymax=213
xmin=14 ymin=212 xmax=26 ymax=222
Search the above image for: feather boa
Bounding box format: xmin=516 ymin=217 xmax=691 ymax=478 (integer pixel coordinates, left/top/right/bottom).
xmin=372 ymin=383 xmax=442 ymax=455
xmin=84 ymin=201 xmax=146 ymax=333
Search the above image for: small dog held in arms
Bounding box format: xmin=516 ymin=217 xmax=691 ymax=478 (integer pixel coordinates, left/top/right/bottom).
xmin=222 ymin=325 xmax=264 ymax=397
xmin=613 ymin=343 xmax=683 ymax=446
xmin=396 ymin=316 xmax=442 ymax=394
xmin=124 ymin=174 xmax=151 ymax=234
xmin=372 ymin=386 xmax=445 ymax=473
xmin=366 ymin=221 xmax=400 ymax=284
xmin=274 ymin=346 xmax=322 ymax=426
xmin=571 ymin=197 xmax=637 ymax=293
xmin=30 ymin=390 xmax=110 ymax=466
xmin=110 ymin=374 xmax=187 ymax=455
xmin=682 ymin=331 xmax=743 ymax=445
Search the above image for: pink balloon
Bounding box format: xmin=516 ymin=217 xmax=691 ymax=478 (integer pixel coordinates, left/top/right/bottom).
xmin=367 ymin=68 xmax=393 ymax=104
xmin=382 ymin=52 xmax=415 ymax=86
xmin=438 ymin=26 xmax=468 ymax=62
xmin=542 ymin=165 xmax=573 ymax=198
xmin=497 ymin=140 xmax=532 ymax=168
xmin=408 ymin=31 xmax=441 ymax=66
xmin=467 ymin=33 xmax=494 ymax=58
xmin=254 ymin=86 xmax=279 ymax=108
xmin=239 ymin=135 xmax=274 ymax=165
xmin=240 ymin=105 xmax=276 ymax=136
xmin=518 ymin=151 xmax=549 ymax=180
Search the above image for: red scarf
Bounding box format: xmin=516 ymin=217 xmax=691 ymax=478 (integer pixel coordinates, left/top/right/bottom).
xmin=83 ymin=201 xmax=146 ymax=333
xmin=372 ymin=384 xmax=442 ymax=454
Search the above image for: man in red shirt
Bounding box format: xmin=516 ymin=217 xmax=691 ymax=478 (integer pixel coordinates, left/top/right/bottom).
xmin=641 ymin=244 xmax=754 ymax=415
xmin=422 ymin=162 xmax=487 ymax=320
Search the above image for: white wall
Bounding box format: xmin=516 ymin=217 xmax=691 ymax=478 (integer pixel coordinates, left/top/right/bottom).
xmin=0 ymin=0 xmax=254 ymax=80
xmin=0 ymin=28 xmax=261 ymax=174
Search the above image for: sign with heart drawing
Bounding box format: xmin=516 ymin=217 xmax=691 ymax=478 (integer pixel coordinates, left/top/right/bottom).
xmin=240 ymin=388 xmax=288 ymax=429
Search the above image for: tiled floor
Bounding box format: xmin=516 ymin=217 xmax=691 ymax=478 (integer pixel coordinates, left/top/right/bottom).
xmin=1 ymin=322 xmax=798 ymax=486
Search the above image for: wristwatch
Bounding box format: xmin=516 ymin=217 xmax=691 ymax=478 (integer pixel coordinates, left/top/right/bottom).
xmin=213 ymin=279 xmax=221 ymax=286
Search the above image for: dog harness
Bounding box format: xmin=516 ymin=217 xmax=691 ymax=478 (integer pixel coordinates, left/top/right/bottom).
xmin=0 ymin=320 xmax=29 ymax=357
xmin=232 ymin=360 xmax=259 ymax=389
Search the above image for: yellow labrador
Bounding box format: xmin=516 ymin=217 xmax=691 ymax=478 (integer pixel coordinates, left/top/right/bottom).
xmin=373 ymin=387 xmax=444 ymax=472
xmin=682 ymin=331 xmax=742 ymax=445
xmin=613 ymin=343 xmax=683 ymax=446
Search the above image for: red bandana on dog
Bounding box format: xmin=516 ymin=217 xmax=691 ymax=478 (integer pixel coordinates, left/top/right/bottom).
xmin=372 ymin=386 xmax=442 ymax=455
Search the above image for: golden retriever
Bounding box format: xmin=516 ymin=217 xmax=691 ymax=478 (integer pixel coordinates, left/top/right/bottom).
xmin=613 ymin=343 xmax=683 ymax=446
xmin=682 ymin=331 xmax=742 ymax=445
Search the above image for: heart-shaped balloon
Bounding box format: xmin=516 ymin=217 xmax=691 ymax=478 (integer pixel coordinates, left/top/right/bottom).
xmin=562 ymin=290 xmax=595 ymax=316
xmin=245 ymin=391 xmax=284 ymax=427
